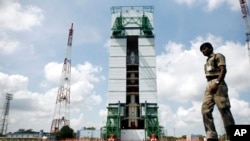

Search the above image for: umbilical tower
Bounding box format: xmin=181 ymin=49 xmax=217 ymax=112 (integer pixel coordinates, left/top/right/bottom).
xmin=104 ymin=6 xmax=161 ymax=141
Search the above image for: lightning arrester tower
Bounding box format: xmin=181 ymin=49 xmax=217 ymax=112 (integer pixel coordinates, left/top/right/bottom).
xmin=0 ymin=93 xmax=13 ymax=135
xmin=51 ymin=23 xmax=74 ymax=134
xmin=239 ymin=0 xmax=250 ymax=63
xmin=103 ymin=6 xmax=161 ymax=141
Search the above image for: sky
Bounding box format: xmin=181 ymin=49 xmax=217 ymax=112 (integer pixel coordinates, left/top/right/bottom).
xmin=0 ymin=0 xmax=250 ymax=137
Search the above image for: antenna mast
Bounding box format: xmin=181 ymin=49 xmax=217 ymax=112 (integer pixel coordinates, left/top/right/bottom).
xmin=239 ymin=0 xmax=250 ymax=63
xmin=50 ymin=23 xmax=74 ymax=134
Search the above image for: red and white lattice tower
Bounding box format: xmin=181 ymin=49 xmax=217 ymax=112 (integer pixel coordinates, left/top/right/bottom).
xmin=239 ymin=0 xmax=250 ymax=63
xmin=50 ymin=23 xmax=73 ymax=134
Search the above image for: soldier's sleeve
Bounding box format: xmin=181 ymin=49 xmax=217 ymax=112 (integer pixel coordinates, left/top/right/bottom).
xmin=216 ymin=53 xmax=226 ymax=66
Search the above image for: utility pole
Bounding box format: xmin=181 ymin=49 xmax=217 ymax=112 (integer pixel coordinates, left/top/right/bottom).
xmin=50 ymin=23 xmax=74 ymax=134
xmin=0 ymin=93 xmax=13 ymax=136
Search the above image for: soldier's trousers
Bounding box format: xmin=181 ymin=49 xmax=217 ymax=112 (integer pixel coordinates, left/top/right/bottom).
xmin=201 ymin=79 xmax=235 ymax=139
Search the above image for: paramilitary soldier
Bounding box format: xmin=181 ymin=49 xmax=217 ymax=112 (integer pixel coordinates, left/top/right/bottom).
xmin=200 ymin=42 xmax=235 ymax=141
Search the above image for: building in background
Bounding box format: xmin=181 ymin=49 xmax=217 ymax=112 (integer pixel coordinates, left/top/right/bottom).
xmin=77 ymin=128 xmax=101 ymax=140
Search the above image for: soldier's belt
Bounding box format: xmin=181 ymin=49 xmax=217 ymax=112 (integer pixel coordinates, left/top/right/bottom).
xmin=206 ymin=76 xmax=218 ymax=81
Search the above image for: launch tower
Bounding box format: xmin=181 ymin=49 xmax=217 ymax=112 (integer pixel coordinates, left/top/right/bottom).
xmin=104 ymin=6 xmax=160 ymax=140
xmin=51 ymin=23 xmax=74 ymax=134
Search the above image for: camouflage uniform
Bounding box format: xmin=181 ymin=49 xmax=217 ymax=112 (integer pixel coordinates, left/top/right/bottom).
xmin=201 ymin=53 xmax=235 ymax=140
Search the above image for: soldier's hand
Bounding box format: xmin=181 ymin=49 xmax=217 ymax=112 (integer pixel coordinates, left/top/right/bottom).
xmin=210 ymin=83 xmax=219 ymax=94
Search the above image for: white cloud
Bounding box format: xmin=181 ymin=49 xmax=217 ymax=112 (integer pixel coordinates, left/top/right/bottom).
xmin=231 ymin=98 xmax=250 ymax=120
xmin=156 ymin=40 xmax=205 ymax=103
xmin=71 ymin=62 xmax=102 ymax=84
xmin=158 ymin=104 xmax=175 ymax=127
xmin=90 ymin=94 xmax=102 ymax=105
xmin=0 ymin=0 xmax=44 ymax=31
xmin=0 ymin=72 xmax=28 ymax=94
xmin=99 ymin=109 xmax=107 ymax=118
xmin=206 ymin=0 xmax=224 ymax=11
xmin=71 ymin=114 xmax=86 ymax=130
xmin=159 ymin=102 xmax=204 ymax=136
xmin=174 ymin=0 xmax=241 ymax=11
xmin=175 ymin=0 xmax=197 ymax=6
xmin=175 ymin=102 xmax=202 ymax=128
xmin=44 ymin=62 xmax=62 ymax=84
xmin=0 ymin=0 xmax=44 ymax=55
xmin=206 ymin=0 xmax=240 ymax=12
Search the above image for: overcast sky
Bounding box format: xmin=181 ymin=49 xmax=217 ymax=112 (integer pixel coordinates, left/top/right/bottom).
xmin=0 ymin=0 xmax=250 ymax=137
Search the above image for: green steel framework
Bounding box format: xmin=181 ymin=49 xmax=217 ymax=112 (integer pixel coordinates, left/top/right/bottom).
xmin=104 ymin=103 xmax=161 ymax=139
xmin=144 ymin=103 xmax=161 ymax=137
xmin=104 ymin=104 xmax=121 ymax=139
xmin=104 ymin=6 xmax=161 ymax=140
xmin=111 ymin=6 xmax=154 ymax=36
